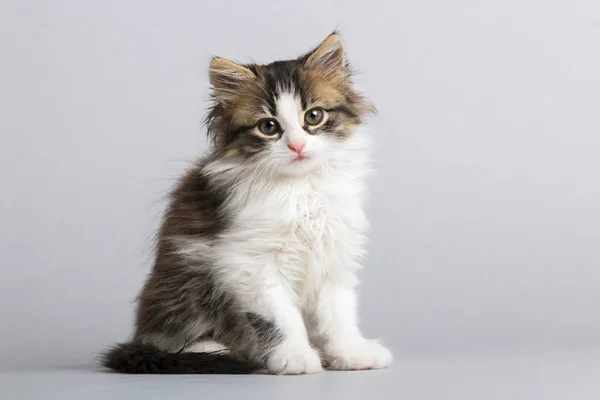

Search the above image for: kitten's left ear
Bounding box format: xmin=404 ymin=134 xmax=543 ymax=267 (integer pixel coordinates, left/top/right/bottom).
xmin=304 ymin=33 xmax=346 ymax=74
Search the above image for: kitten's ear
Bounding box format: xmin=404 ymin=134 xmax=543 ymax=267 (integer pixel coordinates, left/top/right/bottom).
xmin=209 ymin=57 xmax=255 ymax=101
xmin=304 ymin=33 xmax=346 ymax=74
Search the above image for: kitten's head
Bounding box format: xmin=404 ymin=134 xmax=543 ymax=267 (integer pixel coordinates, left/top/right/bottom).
xmin=205 ymin=32 xmax=374 ymax=176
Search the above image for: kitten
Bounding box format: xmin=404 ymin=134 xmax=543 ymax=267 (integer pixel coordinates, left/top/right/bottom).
xmin=102 ymin=32 xmax=392 ymax=375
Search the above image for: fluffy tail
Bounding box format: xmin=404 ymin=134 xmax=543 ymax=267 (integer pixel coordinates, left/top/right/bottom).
xmin=101 ymin=343 xmax=260 ymax=374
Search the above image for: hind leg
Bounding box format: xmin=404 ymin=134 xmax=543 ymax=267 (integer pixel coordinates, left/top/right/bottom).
xmin=135 ymin=318 xmax=213 ymax=353
xmin=134 ymin=270 xmax=219 ymax=352
xmin=185 ymin=339 xmax=230 ymax=353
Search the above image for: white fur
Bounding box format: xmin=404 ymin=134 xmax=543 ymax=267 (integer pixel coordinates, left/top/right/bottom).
xmin=185 ymin=339 xmax=229 ymax=353
xmin=178 ymin=92 xmax=392 ymax=374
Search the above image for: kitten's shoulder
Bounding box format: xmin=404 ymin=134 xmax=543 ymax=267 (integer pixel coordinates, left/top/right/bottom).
xmin=159 ymin=158 xmax=229 ymax=239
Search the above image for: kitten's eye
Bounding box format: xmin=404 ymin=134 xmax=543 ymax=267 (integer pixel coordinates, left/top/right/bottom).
xmin=304 ymin=108 xmax=325 ymax=126
xmin=258 ymin=119 xmax=280 ymax=135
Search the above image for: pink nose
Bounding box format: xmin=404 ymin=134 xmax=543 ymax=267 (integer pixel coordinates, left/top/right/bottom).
xmin=287 ymin=143 xmax=305 ymax=155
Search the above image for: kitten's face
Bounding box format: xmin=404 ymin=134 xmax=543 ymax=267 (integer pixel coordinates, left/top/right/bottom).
xmin=206 ymin=33 xmax=373 ymax=176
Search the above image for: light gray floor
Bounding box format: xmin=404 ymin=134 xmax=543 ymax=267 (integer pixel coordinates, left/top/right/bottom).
xmin=2 ymin=349 xmax=599 ymax=400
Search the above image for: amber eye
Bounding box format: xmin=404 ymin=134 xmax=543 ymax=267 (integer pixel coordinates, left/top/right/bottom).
xmin=258 ymin=119 xmax=280 ymax=135
xmin=304 ymin=108 xmax=325 ymax=126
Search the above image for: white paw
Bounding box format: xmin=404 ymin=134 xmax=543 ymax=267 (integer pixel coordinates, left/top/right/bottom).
xmin=324 ymin=339 xmax=393 ymax=371
xmin=184 ymin=340 xmax=229 ymax=353
xmin=267 ymin=341 xmax=323 ymax=375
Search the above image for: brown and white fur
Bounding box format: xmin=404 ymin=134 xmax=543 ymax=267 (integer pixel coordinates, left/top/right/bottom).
xmin=102 ymin=32 xmax=392 ymax=375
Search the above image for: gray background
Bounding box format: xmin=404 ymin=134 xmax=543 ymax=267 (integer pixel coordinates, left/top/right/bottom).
xmin=1 ymin=0 xmax=599 ymax=398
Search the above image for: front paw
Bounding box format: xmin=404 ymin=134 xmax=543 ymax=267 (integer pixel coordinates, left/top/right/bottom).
xmin=324 ymin=339 xmax=393 ymax=371
xmin=267 ymin=341 xmax=323 ymax=375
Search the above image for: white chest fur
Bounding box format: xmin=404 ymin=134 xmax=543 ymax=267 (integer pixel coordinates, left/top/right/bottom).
xmin=196 ymin=131 xmax=373 ymax=312
xmin=215 ymin=161 xmax=368 ymax=310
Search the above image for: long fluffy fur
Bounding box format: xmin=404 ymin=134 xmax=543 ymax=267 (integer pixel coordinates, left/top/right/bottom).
xmin=101 ymin=32 xmax=392 ymax=375
xmin=101 ymin=343 xmax=259 ymax=374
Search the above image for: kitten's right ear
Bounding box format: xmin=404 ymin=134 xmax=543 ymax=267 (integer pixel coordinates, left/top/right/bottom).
xmin=209 ymin=57 xmax=255 ymax=102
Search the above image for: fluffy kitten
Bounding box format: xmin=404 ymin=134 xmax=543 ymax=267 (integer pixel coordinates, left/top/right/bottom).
xmin=102 ymin=32 xmax=392 ymax=375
